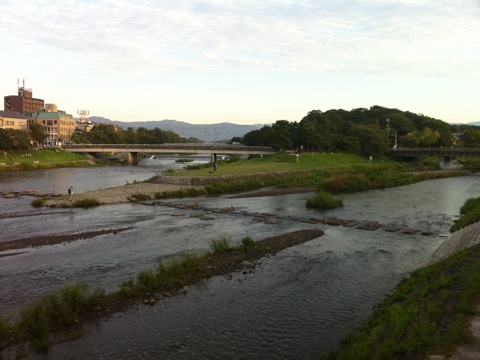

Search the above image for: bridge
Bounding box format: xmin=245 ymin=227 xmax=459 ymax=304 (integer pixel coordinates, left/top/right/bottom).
xmin=389 ymin=147 xmax=480 ymax=168
xmin=63 ymin=143 xmax=277 ymax=164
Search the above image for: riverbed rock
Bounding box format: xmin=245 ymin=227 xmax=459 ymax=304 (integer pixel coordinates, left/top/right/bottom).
xmin=384 ymin=225 xmax=402 ymax=232
xmin=200 ymin=215 xmax=215 ymax=220
xmin=3 ymin=192 xmax=16 ymax=198
xmin=357 ymin=221 xmax=382 ymax=231
xmin=324 ymin=218 xmax=344 ymax=226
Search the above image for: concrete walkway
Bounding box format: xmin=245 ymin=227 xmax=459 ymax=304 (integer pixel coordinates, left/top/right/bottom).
xmin=429 ymin=222 xmax=480 ymax=360
xmin=431 ymin=222 xmax=480 ymax=262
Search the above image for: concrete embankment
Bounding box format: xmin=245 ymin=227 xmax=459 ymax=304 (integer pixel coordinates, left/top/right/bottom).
xmin=431 ymin=222 xmax=480 ymax=263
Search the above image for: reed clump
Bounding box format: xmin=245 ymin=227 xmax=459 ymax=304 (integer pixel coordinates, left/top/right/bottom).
xmin=306 ymin=191 xmax=343 ymax=209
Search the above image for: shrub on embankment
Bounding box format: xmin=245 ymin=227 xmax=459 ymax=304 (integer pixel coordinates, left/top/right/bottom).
xmin=451 ymin=197 xmax=480 ymax=232
xmin=327 ymin=243 xmax=480 ymax=359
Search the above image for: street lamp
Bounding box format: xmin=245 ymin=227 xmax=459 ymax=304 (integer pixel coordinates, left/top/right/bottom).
xmin=213 ymin=127 xmax=216 ymax=146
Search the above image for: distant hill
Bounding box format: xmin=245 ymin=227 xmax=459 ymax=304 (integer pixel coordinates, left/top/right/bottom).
xmin=88 ymin=117 xmax=265 ymax=142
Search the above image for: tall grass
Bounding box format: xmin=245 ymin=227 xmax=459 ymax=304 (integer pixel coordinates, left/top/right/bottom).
xmin=328 ymin=244 xmax=480 ymax=359
xmin=451 ymin=197 xmax=480 ymax=232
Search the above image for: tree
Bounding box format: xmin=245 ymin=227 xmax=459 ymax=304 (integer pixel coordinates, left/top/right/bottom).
xmin=243 ymin=126 xmax=274 ymax=146
xmin=461 ymin=129 xmax=480 ymax=147
xmin=353 ymin=124 xmax=389 ymax=156
xmin=29 ymin=123 xmax=47 ymax=147
xmin=271 ymin=120 xmax=292 ymax=153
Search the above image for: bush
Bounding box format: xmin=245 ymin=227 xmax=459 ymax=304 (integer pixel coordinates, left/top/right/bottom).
xmin=31 ymin=198 xmax=46 ymax=207
xmin=72 ymin=198 xmax=101 ymax=208
xmin=131 ymin=193 xmax=152 ymax=201
xmin=241 ymin=236 xmax=256 ymax=250
xmin=306 ymin=190 xmax=343 ymax=209
xmin=210 ymin=237 xmax=232 ymax=254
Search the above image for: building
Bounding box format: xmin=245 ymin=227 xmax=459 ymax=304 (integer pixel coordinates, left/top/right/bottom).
xmin=0 ymin=111 xmax=28 ymax=131
xmin=30 ymin=104 xmax=77 ymax=146
xmin=4 ymin=80 xmax=45 ymax=117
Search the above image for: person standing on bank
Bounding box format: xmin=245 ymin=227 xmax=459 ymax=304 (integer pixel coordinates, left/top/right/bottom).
xmin=68 ymin=186 xmax=74 ymax=200
xmin=213 ymin=163 xmax=217 ymax=172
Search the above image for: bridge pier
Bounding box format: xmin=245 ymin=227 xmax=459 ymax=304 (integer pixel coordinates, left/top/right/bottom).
xmin=127 ymin=152 xmax=138 ymax=165
xmin=211 ymin=153 xmax=217 ymax=162
xmin=440 ymin=156 xmax=452 ymax=169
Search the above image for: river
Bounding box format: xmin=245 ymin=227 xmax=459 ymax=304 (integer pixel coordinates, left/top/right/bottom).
xmin=1 ymin=161 xmax=479 ymax=359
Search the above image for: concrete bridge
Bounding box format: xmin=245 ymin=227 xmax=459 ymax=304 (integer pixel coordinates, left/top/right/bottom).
xmin=389 ymin=147 xmax=480 ymax=168
xmin=63 ymin=143 xmax=277 ymax=164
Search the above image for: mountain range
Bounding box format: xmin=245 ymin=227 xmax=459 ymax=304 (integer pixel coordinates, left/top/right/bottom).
xmin=89 ymin=117 xmax=265 ymax=142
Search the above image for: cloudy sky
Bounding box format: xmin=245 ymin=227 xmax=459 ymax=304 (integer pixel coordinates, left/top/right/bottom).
xmin=1 ymin=0 xmax=479 ymax=125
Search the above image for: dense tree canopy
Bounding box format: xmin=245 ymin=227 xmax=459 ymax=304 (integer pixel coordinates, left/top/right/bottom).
xmin=71 ymin=125 xmax=199 ymax=145
xmin=241 ymin=105 xmax=461 ymax=155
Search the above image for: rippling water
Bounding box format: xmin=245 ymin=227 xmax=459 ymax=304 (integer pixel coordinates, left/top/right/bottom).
xmin=1 ymin=168 xmax=480 ymax=359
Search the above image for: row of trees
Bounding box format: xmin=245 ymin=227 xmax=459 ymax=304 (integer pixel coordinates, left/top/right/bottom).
xmin=71 ymin=124 xmax=201 ymax=145
xmin=243 ymin=106 xmax=457 ymax=155
xmin=0 ymin=124 xmax=47 ymax=152
xmin=3 ymin=106 xmax=480 ymax=154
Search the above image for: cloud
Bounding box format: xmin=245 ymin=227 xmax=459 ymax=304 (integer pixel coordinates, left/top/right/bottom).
xmin=1 ymin=0 xmax=479 ymax=77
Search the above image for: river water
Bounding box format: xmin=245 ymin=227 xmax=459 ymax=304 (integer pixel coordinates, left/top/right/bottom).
xmin=1 ymin=161 xmax=479 ymax=359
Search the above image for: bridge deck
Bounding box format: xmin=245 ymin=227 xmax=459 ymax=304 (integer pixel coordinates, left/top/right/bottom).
xmin=63 ymin=143 xmax=277 ymax=155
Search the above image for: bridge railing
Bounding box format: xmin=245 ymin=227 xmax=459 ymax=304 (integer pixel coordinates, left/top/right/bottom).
xmin=63 ymin=143 xmax=276 ymax=152
xmin=390 ymin=147 xmax=480 ymax=156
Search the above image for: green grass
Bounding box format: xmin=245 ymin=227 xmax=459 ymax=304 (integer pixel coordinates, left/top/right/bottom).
xmin=154 ymin=188 xmax=208 ymax=199
xmin=172 ymin=153 xmax=381 ymax=177
xmin=0 ymin=149 xmax=87 ymax=165
xmin=451 ymin=197 xmax=480 ymax=232
xmin=327 ymin=244 xmax=480 ymax=359
xmin=71 ymin=198 xmax=101 ymax=208
xmin=31 ymin=198 xmax=46 ymax=207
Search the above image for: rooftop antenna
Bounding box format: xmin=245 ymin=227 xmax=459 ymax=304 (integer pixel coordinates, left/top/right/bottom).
xmin=77 ymin=110 xmax=89 ymax=123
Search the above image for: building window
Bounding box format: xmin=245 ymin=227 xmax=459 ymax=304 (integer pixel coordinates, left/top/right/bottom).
xmin=6 ymin=121 xmax=14 ymax=126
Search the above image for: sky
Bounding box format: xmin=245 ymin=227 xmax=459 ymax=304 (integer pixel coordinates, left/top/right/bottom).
xmin=1 ymin=0 xmax=479 ymax=125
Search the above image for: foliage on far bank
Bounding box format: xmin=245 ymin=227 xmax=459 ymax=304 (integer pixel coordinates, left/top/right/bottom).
xmin=451 ymin=197 xmax=480 ymax=232
xmin=327 ymin=244 xmax=480 ymax=360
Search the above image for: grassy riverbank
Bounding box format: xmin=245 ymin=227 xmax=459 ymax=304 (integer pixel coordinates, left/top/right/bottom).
xmin=0 ymin=148 xmax=115 ymax=171
xmin=327 ymin=243 xmax=480 ymax=359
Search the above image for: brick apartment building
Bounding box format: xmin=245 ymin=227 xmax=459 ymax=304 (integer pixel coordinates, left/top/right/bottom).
xmin=3 ymin=81 xmax=77 ymax=146
xmin=4 ymin=80 xmax=44 ymax=117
